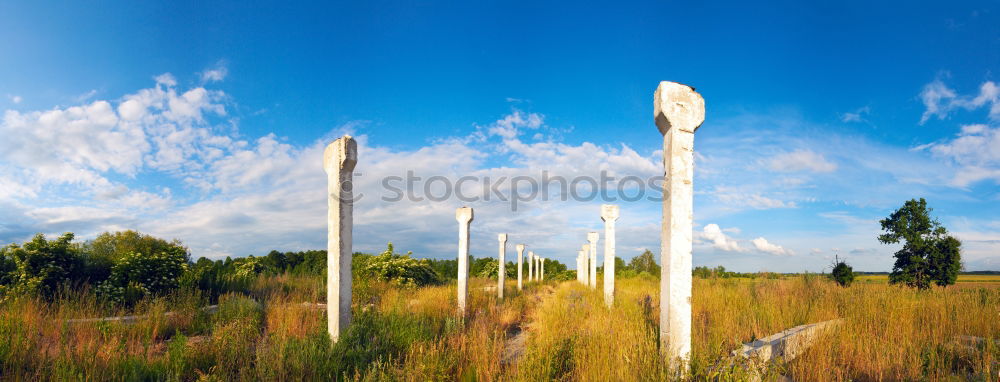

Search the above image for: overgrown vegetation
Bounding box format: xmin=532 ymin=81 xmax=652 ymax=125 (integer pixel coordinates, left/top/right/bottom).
xmin=1 ymin=229 xmax=996 ymax=380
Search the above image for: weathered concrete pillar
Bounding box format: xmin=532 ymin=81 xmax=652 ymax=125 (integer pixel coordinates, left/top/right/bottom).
xmin=587 ymin=232 xmax=599 ymax=288
xmin=516 ymin=244 xmax=525 ymax=290
xmin=497 ymin=234 xmax=507 ymax=300
xmin=655 ymin=81 xmax=704 ymax=368
xmin=580 ymin=244 xmax=590 ymax=286
xmin=601 ymin=204 xmax=619 ymax=308
xmin=456 ymin=207 xmax=474 ymax=316
xmin=540 ymin=257 xmax=545 ymax=281
xmin=576 ymin=251 xmax=584 ymax=283
xmin=323 ymin=135 xmax=357 ymax=343
xmin=528 ymin=251 xmax=534 ymax=282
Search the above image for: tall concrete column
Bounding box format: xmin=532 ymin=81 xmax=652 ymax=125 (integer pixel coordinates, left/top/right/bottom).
xmin=601 ymin=204 xmax=619 ymax=308
xmin=576 ymin=251 xmax=584 ymax=283
xmin=580 ymin=244 xmax=590 ymax=286
xmin=516 ymin=244 xmax=525 ymax=290
xmin=655 ymin=81 xmax=704 ymax=368
xmin=323 ymin=135 xmax=357 ymax=343
xmin=540 ymin=257 xmax=545 ymax=281
xmin=587 ymin=232 xmax=599 ymax=288
xmin=456 ymin=207 xmax=474 ymax=316
xmin=528 ymin=251 xmax=535 ymax=282
xmin=497 ymin=234 xmax=507 ymax=300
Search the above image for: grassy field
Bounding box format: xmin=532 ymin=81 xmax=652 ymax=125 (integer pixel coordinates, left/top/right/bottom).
xmin=1 ymin=274 xmax=997 ymax=380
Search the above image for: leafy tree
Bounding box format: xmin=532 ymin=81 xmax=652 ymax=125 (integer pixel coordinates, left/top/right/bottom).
xmin=829 ymin=256 xmax=855 ymax=287
xmin=878 ymin=198 xmax=963 ymax=289
xmin=476 ymin=258 xmax=500 ymax=279
xmin=628 ymin=249 xmax=661 ymax=276
xmin=96 ymin=246 xmax=189 ymax=304
xmin=81 ymin=230 xmax=188 ymax=283
xmin=0 ymin=233 xmax=84 ymax=299
xmin=357 ymin=243 xmax=442 ymax=287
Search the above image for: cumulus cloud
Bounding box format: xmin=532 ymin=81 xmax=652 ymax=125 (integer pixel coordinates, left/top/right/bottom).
xmin=768 ymin=149 xmax=837 ymax=173
xmin=0 ymin=75 xmax=672 ymax=266
xmin=751 ymin=237 xmax=791 ymax=255
xmin=698 ymin=223 xmax=742 ymax=251
xmin=917 ymin=123 xmax=1000 ymax=186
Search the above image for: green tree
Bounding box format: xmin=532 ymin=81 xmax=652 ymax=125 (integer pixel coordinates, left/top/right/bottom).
xmin=829 ymin=256 xmax=855 ymax=287
xmin=357 ymin=243 xmax=442 ymax=287
xmin=96 ymin=246 xmax=189 ymax=304
xmin=0 ymin=233 xmax=83 ymax=299
xmin=878 ymin=198 xmax=963 ymax=289
xmin=82 ymin=230 xmax=189 ymax=283
xmin=628 ymin=249 xmax=661 ymax=276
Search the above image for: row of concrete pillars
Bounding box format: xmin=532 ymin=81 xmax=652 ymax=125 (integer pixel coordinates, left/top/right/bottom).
xmin=323 ymin=81 xmax=704 ymax=370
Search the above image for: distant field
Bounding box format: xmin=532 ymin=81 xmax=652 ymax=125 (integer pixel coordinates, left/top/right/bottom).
xmin=856 ymin=274 xmax=1000 ymax=284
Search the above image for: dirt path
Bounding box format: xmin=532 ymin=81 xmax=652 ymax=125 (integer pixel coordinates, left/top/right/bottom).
xmin=501 ymin=284 xmax=557 ymax=366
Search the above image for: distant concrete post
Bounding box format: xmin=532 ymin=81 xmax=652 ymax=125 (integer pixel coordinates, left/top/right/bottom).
xmin=587 ymin=232 xmax=599 ymax=288
xmin=580 ymin=244 xmax=590 ymax=286
xmin=601 ymin=204 xmax=620 ymax=307
xmin=456 ymin=207 xmax=474 ymax=315
xmin=528 ymin=251 xmax=535 ymax=282
xmin=655 ymin=81 xmax=705 ymax=369
xmin=323 ymin=135 xmax=357 ymax=343
xmin=516 ymin=244 xmax=525 ymax=290
xmin=540 ymin=257 xmax=545 ymax=281
xmin=576 ymin=251 xmax=584 ymax=283
xmin=498 ymin=234 xmax=507 ymax=300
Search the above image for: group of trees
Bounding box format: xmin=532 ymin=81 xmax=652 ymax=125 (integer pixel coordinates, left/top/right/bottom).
xmin=0 ymin=198 xmax=965 ymax=305
xmin=828 ymin=198 xmax=964 ymax=289
xmin=0 ymin=231 xmax=190 ymax=304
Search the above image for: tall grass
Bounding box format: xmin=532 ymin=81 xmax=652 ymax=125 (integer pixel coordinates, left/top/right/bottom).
xmin=0 ymin=274 xmax=996 ymax=380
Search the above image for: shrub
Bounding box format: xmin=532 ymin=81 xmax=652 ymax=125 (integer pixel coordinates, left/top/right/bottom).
xmin=96 ymin=247 xmax=188 ymax=304
xmin=830 ymin=257 xmax=855 ymax=287
xmin=0 ymin=233 xmax=83 ymax=300
xmin=357 ymin=243 xmax=442 ymax=287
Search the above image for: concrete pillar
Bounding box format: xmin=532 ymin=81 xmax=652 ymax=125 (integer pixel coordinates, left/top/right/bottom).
xmin=456 ymin=207 xmax=474 ymax=316
xmin=580 ymin=244 xmax=590 ymax=286
xmin=540 ymin=257 xmax=545 ymax=281
xmin=601 ymin=204 xmax=619 ymax=308
xmin=323 ymin=135 xmax=357 ymax=343
xmin=528 ymin=251 xmax=535 ymax=282
xmin=497 ymin=234 xmax=507 ymax=300
xmin=655 ymin=81 xmax=704 ymax=368
xmin=576 ymin=251 xmax=584 ymax=283
xmin=516 ymin=244 xmax=525 ymax=290
xmin=587 ymin=232 xmax=599 ymax=289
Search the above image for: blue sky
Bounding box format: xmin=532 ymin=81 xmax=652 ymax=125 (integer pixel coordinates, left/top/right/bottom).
xmin=1 ymin=1 xmax=998 ymax=271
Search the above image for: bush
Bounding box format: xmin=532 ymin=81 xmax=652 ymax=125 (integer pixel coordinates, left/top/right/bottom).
xmin=830 ymin=257 xmax=855 ymax=287
xmin=0 ymin=233 xmax=83 ymax=300
xmin=357 ymin=243 xmax=442 ymax=287
xmin=96 ymin=247 xmax=189 ymax=304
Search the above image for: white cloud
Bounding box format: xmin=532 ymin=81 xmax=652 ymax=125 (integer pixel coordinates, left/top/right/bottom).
xmin=200 ymin=62 xmax=228 ymax=83
xmin=751 ymin=237 xmax=791 ymax=255
xmin=8 ymin=95 xmax=22 ymax=104
xmin=713 ymin=189 xmax=797 ymax=209
xmin=920 ymin=77 xmax=1000 ymax=124
xmin=698 ymin=223 xmax=742 ymax=251
xmin=768 ymin=149 xmax=837 ymax=173
xmin=916 ymin=123 xmax=1000 ymax=186
xmin=841 ymin=106 xmax=870 ymax=123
